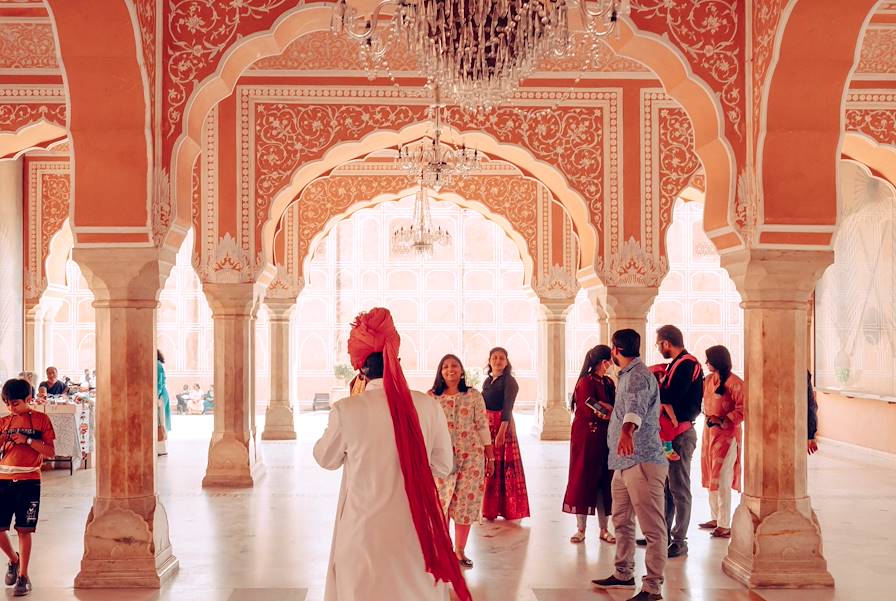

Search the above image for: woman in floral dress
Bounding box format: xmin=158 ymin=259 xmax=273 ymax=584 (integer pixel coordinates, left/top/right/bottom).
xmin=430 ymin=354 xmax=494 ymax=568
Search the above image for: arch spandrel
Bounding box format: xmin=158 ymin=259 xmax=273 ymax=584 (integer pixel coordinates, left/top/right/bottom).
xmin=271 ymin=160 xmax=581 ymax=298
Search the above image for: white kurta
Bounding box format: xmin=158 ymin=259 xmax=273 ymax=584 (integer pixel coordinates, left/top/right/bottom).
xmin=314 ymin=379 xmax=454 ymax=601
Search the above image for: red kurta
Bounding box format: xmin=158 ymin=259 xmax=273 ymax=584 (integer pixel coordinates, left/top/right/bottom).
xmin=563 ymin=374 xmax=616 ymax=515
xmin=700 ymin=372 xmax=745 ymax=492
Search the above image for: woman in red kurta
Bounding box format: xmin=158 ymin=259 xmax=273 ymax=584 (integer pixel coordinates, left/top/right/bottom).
xmin=699 ymin=345 xmax=744 ymax=538
xmin=563 ymin=345 xmax=616 ymax=544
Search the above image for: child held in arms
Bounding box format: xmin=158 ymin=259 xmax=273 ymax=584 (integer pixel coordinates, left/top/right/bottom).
xmin=0 ymin=378 xmax=56 ymax=597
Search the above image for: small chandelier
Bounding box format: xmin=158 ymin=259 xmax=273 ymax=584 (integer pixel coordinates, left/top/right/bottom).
xmin=391 ymin=186 xmax=451 ymax=257
xmin=332 ymin=0 xmax=621 ymax=111
xmin=398 ymin=93 xmax=481 ymax=191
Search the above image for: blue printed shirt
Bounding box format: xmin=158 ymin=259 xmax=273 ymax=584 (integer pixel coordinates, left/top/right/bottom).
xmin=607 ymin=357 xmax=667 ymax=471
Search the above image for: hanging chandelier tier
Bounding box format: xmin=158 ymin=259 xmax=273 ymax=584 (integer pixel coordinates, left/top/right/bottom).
xmin=398 ymin=100 xmax=481 ymax=191
xmin=391 ymin=186 xmax=451 ymax=257
xmin=332 ymin=0 xmax=622 ymax=111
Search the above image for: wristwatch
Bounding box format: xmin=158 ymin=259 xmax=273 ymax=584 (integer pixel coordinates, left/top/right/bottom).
xmin=25 ymin=438 xmax=33 ymax=446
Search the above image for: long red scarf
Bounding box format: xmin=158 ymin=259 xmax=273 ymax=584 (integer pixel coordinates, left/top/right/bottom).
xmin=348 ymin=308 xmax=471 ymax=601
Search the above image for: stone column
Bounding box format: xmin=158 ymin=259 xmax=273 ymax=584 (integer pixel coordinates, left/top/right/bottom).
xmin=720 ymin=249 xmax=834 ymax=588
xmin=23 ymin=301 xmax=39 ymax=374
xmin=601 ymin=285 xmax=659 ymax=356
xmin=262 ymin=297 xmax=297 ymax=440
xmin=202 ymin=282 xmax=265 ymax=487
xmin=533 ymin=301 xmax=573 ymax=441
xmin=72 ymin=247 xmax=178 ymax=588
xmin=24 ymin=290 xmax=65 ymax=376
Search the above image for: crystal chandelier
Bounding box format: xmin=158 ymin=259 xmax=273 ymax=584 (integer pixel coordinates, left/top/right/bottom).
xmin=332 ymin=0 xmax=621 ymax=111
xmin=391 ymin=185 xmax=451 ymax=257
xmin=398 ymin=95 xmax=481 ymax=191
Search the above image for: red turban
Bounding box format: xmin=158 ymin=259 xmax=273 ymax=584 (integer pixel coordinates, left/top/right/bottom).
xmin=347 ymin=308 xmax=471 ymax=601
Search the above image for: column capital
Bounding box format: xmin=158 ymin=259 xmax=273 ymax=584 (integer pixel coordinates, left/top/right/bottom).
xmin=203 ymin=281 xmax=263 ymax=317
xmin=537 ymin=299 xmax=574 ymax=320
xmin=601 ymin=285 xmax=659 ymax=318
xmin=264 ymin=296 xmax=297 ymax=321
xmin=73 ymin=246 xmax=174 ymax=303
xmin=720 ymin=248 xmax=833 ymax=305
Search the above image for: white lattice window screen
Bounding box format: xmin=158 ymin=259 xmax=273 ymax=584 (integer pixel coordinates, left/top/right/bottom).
xmin=816 ymin=174 xmax=896 ymax=398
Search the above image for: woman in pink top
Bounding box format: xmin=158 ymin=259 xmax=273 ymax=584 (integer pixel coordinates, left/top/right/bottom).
xmin=698 ymin=345 xmax=745 ymax=538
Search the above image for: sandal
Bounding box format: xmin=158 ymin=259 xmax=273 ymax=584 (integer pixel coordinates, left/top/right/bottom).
xmin=457 ymin=554 xmax=474 ymax=568
xmin=570 ymin=529 xmax=586 ymax=543
xmin=698 ymin=520 xmax=717 ymax=530
xmin=711 ymin=527 xmax=731 ymax=538
xmin=599 ymin=529 xmax=617 ymax=544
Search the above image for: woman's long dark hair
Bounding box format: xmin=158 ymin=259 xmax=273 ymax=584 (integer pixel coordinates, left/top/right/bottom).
xmin=157 ymin=349 xmax=165 ymax=364
xmin=432 ymin=354 xmax=470 ymax=396
xmin=571 ymin=344 xmax=612 ymax=409
xmin=485 ymin=347 xmax=512 ymax=377
xmin=705 ymin=345 xmax=732 ymax=395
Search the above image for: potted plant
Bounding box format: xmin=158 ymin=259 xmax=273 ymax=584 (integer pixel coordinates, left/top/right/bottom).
xmin=330 ymin=363 xmax=355 ymax=402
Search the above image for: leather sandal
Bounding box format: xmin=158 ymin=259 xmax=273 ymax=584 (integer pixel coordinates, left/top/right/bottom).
xmin=570 ymin=529 xmax=586 ymax=543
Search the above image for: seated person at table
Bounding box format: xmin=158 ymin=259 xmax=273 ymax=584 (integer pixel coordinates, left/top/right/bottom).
xmin=175 ymin=385 xmax=190 ymax=415
xmin=35 ymin=387 xmax=47 ymax=402
xmin=187 ymin=385 xmax=204 ymax=415
xmin=37 ymin=367 xmax=66 ymax=396
xmin=202 ymin=385 xmax=215 ymax=415
xmin=1 ymin=378 xmax=56 ymax=597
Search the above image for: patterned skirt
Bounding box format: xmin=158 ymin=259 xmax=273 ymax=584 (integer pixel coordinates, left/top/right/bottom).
xmin=482 ymin=410 xmax=530 ymax=520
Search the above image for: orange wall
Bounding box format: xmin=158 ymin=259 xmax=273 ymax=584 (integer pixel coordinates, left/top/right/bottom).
xmin=817 ymin=391 xmax=896 ymax=455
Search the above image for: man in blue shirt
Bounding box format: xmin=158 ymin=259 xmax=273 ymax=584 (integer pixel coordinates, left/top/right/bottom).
xmin=592 ymin=329 xmax=668 ymax=601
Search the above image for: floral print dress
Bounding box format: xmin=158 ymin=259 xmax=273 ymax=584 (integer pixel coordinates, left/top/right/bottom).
xmin=434 ymin=389 xmax=491 ymax=525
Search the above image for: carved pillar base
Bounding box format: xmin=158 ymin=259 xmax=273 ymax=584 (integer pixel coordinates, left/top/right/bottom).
xmin=723 ymin=497 xmax=833 ymax=588
xmin=533 ymin=301 xmax=573 ymax=441
xmin=202 ymin=432 xmax=265 ymax=488
xmin=262 ymin=404 xmax=297 ymax=440
xmin=74 ymin=496 xmax=178 ymax=588
xmin=72 ymin=247 xmax=178 ymax=588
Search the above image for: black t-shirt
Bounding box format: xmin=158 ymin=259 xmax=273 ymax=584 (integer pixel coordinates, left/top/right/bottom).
xmin=660 ymin=350 xmax=704 ymax=422
xmin=481 ymin=373 xmax=519 ymax=422
xmin=39 ymin=380 xmax=67 ymax=395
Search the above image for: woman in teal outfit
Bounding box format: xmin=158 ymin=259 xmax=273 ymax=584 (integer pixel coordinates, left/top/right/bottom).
xmin=156 ymin=349 xmax=172 ymax=436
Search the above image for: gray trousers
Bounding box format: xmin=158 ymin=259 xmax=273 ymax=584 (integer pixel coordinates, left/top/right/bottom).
xmin=664 ymin=427 xmax=697 ymax=545
xmin=612 ymin=463 xmax=669 ymax=594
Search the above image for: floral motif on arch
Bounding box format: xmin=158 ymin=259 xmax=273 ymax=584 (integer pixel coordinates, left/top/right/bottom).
xmin=135 ymin=0 xmax=157 ymax=144
xmin=244 ymin=90 xmax=614 ymax=267
xmin=164 ymin=0 xmax=293 ymax=144
xmin=288 ymin=173 xmax=542 ymax=274
xmin=857 ymin=27 xmax=896 ymax=74
xmin=0 ymin=102 xmax=66 ymax=132
xmin=24 ymin=161 xmax=70 ymax=301
xmin=642 ymin=91 xmax=700 ymax=258
xmin=751 ymin=0 xmax=787 ymax=154
xmin=249 ymin=30 xmax=648 ymax=74
xmin=630 ymin=0 xmax=744 ymax=142
xmin=846 ymin=92 xmax=896 ymax=146
xmin=0 ymin=22 xmax=57 ymax=69
xmin=251 ymin=30 xmax=418 ymax=72
xmin=442 ymin=101 xmax=613 ymax=241
xmin=846 ymin=108 xmax=896 ymax=146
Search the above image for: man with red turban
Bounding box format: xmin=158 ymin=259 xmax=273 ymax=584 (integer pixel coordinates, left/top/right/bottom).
xmin=314 ymin=308 xmax=471 ymax=601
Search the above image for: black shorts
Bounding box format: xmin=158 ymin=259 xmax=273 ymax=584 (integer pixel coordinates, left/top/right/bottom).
xmin=0 ymin=480 xmax=41 ymax=532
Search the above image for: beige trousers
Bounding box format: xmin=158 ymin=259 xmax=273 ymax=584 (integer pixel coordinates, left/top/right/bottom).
xmin=708 ymin=439 xmax=738 ymax=529
xmin=612 ymin=462 xmax=668 ymax=595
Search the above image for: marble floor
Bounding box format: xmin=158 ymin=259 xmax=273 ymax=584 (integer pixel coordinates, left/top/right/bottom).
xmin=7 ymin=412 xmax=895 ymax=601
